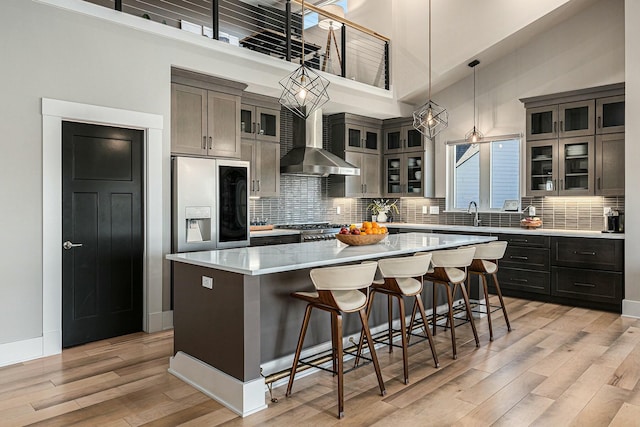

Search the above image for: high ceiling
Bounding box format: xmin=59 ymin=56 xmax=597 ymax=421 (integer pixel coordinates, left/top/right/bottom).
xmin=347 ymin=0 xmax=600 ymax=106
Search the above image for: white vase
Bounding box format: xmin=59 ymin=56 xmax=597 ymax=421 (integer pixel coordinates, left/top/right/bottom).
xmin=377 ymin=211 xmax=387 ymax=223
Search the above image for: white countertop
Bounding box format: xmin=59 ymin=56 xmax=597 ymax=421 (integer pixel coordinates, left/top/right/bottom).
xmin=385 ymin=223 xmax=625 ymax=239
xmin=250 ymin=229 xmax=300 ymax=238
xmin=166 ymin=232 xmax=497 ymax=276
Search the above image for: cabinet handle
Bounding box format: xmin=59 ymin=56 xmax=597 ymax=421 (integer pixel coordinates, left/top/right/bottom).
xmin=208 ymin=136 xmax=212 ymax=149
xmin=560 ymin=120 xmax=564 ymax=132
xmin=510 ymin=239 xmax=528 ymax=243
xmin=250 ymin=180 xmax=255 ymax=191
xmin=597 ymin=116 xmax=602 ymax=129
xmin=560 ymin=179 xmax=564 ymax=190
xmin=202 ymin=136 xmax=207 ymax=149
xmin=510 ymin=278 xmax=529 ymax=283
xmin=252 ymin=122 xmax=256 ymax=134
xmin=256 ymin=180 xmax=260 ymax=191
xmin=553 ymin=179 xmax=557 ymax=191
xmin=510 ymin=255 xmax=529 ymax=260
xmin=573 ymin=251 xmax=596 ymax=256
xmin=553 ymin=121 xmax=557 ymax=133
xmin=364 ymin=183 xmax=367 ymax=193
xmin=597 ymin=177 xmax=601 ymax=190
xmin=574 ymin=282 xmax=596 ymax=288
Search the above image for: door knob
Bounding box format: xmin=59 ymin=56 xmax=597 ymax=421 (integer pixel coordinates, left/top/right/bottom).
xmin=63 ymin=241 xmax=83 ymax=250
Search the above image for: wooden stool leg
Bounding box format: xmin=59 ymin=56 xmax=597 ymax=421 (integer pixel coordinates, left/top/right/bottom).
xmin=354 ymin=290 xmax=376 ymax=367
xmin=432 ymin=281 xmax=438 ymax=336
xmin=459 ymin=281 xmax=480 ymax=347
xmin=444 ymin=283 xmax=457 ymax=359
xmin=407 ymin=298 xmax=418 ymax=344
xmin=387 ymin=294 xmax=393 ymax=353
xmin=396 ymin=295 xmax=410 ymax=384
xmin=331 ymin=312 xmax=338 ymax=375
xmin=286 ymin=304 xmax=313 ymax=397
xmin=333 ymin=311 xmax=344 ymax=419
xmin=415 ymin=295 xmax=439 ymax=368
xmin=358 ymin=308 xmax=386 ymax=396
xmin=492 ymin=273 xmax=512 ymax=332
xmin=480 ymin=273 xmax=494 ymax=341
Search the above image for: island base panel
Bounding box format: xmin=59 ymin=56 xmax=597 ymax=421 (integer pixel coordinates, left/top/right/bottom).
xmin=172 ymin=262 xmax=261 ymax=382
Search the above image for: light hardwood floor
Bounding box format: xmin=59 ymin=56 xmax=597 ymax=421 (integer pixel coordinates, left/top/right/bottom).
xmin=2 ymin=297 xmax=640 ymax=426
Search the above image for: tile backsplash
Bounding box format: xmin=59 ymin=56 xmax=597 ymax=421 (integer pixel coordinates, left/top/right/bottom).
xmin=250 ymin=176 xmax=624 ymax=231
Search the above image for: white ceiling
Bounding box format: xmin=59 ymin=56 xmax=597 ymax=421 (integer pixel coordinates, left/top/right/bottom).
xmin=347 ymin=0 xmax=600 ymax=106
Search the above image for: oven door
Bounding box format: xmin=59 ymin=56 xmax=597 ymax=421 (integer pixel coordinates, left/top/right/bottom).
xmin=215 ymin=159 xmax=250 ymax=249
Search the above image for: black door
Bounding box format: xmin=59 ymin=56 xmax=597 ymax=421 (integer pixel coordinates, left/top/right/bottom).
xmin=62 ymin=122 xmax=144 ymax=348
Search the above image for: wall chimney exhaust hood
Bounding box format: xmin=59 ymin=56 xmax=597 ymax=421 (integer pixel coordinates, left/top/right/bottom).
xmin=280 ymin=109 xmax=360 ymax=177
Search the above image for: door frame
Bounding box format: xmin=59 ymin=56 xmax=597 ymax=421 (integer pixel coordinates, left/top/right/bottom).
xmin=42 ymin=98 xmax=164 ymax=357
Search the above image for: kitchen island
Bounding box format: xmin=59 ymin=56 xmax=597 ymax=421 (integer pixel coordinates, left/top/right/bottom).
xmin=166 ymin=232 xmax=496 ymax=416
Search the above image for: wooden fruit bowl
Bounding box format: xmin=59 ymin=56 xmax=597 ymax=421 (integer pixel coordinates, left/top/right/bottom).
xmin=520 ymin=218 xmax=542 ymax=229
xmin=335 ymin=233 xmax=388 ymax=246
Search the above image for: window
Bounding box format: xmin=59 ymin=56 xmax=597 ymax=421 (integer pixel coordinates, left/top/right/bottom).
xmin=449 ymin=137 xmax=521 ymax=211
xmin=303 ymin=0 xmax=347 ymax=29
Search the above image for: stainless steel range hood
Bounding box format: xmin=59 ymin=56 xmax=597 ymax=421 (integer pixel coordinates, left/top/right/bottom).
xmin=280 ymin=109 xmax=360 ymax=177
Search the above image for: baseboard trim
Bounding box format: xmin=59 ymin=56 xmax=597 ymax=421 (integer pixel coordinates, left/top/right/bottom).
xmin=169 ymin=351 xmax=267 ymax=417
xmin=162 ymin=310 xmax=174 ymax=330
xmin=0 ymin=336 xmax=45 ymax=367
xmin=622 ymin=299 xmax=640 ymax=319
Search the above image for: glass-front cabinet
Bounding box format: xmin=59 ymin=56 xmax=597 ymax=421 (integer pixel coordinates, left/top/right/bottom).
xmin=526 ymin=100 xmax=594 ymax=141
xmin=347 ymin=125 xmax=380 ymax=152
xmin=384 ymin=125 xmax=423 ymax=153
xmin=240 ymin=104 xmax=280 ymax=143
xmin=558 ymin=137 xmax=594 ymax=195
xmin=527 ymin=140 xmax=556 ymax=196
xmin=526 ymin=137 xmax=594 ymax=196
xmin=596 ymin=95 xmax=625 ymax=134
xmin=384 ymin=153 xmax=423 ymax=197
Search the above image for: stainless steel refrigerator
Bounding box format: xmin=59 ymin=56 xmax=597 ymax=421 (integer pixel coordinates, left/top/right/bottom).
xmin=172 ymin=156 xmax=250 ymax=252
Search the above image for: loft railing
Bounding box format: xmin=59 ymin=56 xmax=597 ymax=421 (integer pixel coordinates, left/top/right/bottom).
xmin=83 ymin=0 xmax=390 ymax=90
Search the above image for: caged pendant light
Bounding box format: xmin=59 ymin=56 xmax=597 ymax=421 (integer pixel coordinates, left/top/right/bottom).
xmin=413 ymin=0 xmax=448 ymax=140
xmin=465 ymin=59 xmax=484 ymax=143
xmin=279 ymin=0 xmax=330 ymax=119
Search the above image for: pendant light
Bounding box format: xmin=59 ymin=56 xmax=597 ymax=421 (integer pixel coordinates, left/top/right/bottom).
xmin=413 ymin=0 xmax=448 ymax=140
xmin=279 ymin=0 xmax=330 ymax=119
xmin=465 ymin=59 xmax=484 ymax=143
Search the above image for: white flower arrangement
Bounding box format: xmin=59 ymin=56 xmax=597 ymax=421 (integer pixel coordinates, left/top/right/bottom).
xmin=367 ymin=199 xmax=399 ymax=216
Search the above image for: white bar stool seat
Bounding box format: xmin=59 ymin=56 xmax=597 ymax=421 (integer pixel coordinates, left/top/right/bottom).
xmin=357 ymin=253 xmax=439 ymax=385
xmin=422 ymin=246 xmax=480 ymax=359
xmin=468 ymin=241 xmax=512 ymax=341
xmin=286 ymin=261 xmax=385 ymax=419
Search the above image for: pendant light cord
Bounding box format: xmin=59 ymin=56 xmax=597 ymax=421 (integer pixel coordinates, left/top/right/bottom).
xmin=473 ymin=65 xmax=476 ymax=131
xmin=301 ymin=0 xmax=305 ymax=65
xmin=428 ymin=0 xmax=432 ymax=101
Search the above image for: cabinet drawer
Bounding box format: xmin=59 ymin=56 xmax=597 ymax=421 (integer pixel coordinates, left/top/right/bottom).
xmin=493 ymin=233 xmax=550 ymax=248
xmin=496 ymin=268 xmax=550 ymax=295
xmin=551 ymin=267 xmax=622 ymax=304
xmin=250 ymin=234 xmax=301 ymax=246
xmin=500 ymin=246 xmax=549 ymax=271
xmin=551 ymin=237 xmax=623 ymax=271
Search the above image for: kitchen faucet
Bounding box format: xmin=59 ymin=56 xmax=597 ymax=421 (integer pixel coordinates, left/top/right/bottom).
xmin=468 ymin=201 xmax=481 ymax=227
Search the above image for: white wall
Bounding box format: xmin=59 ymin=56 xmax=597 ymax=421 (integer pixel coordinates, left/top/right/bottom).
xmin=624 ymin=0 xmax=640 ymax=315
xmin=430 ymin=0 xmax=624 ymax=197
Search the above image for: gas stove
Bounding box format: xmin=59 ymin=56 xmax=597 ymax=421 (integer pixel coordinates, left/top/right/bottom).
xmin=275 ymin=222 xmax=349 ymax=242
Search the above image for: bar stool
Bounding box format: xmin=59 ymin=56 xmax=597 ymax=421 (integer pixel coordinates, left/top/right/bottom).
xmin=467 ymin=241 xmax=511 ymax=341
xmin=356 ymin=253 xmax=439 ymax=385
xmin=286 ymin=262 xmax=385 ymax=419
xmin=422 ymin=246 xmax=479 ymax=359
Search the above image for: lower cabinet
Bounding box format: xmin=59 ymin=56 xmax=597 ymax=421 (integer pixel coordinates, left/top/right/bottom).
xmin=551 ymin=267 xmax=622 ymax=306
xmin=493 ymin=234 xmax=624 ymax=312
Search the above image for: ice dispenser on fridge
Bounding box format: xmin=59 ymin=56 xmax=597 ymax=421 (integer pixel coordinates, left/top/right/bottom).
xmin=184 ymin=206 xmax=211 ymax=243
